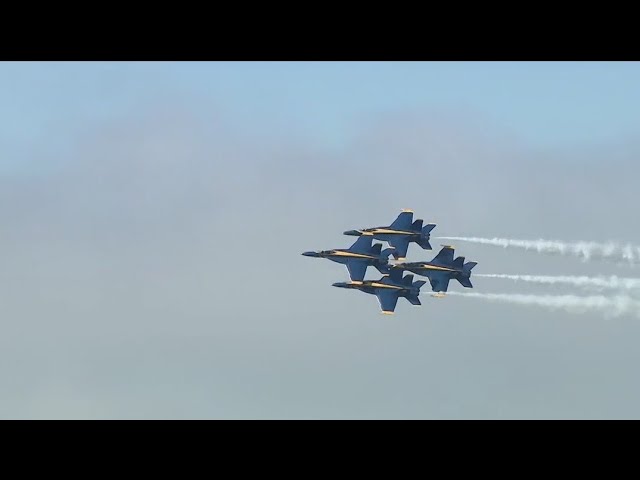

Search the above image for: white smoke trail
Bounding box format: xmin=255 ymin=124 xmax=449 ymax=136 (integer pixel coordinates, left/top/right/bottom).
xmin=476 ymin=273 xmax=640 ymax=291
xmin=443 ymin=291 xmax=640 ymax=318
xmin=436 ymin=236 xmax=640 ymax=264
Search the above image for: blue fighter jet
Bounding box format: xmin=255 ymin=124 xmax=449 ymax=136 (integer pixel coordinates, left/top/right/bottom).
xmin=343 ymin=210 xmax=436 ymax=260
xmin=302 ymin=234 xmax=396 ymax=284
xmin=392 ymin=245 xmax=477 ymax=297
xmin=332 ymin=269 xmax=426 ymax=314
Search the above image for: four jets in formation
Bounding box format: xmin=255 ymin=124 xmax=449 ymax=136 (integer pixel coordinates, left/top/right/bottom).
xmin=303 ymin=210 xmax=478 ymax=314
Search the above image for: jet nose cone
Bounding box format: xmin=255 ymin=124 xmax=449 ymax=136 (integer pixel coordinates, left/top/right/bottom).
xmin=343 ymin=230 xmax=361 ymax=236
xmin=302 ymin=251 xmax=318 ymax=257
xmin=332 ymin=282 xmax=349 ymax=288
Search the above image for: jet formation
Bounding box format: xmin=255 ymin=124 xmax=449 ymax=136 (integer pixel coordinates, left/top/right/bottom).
xmin=303 ymin=210 xmax=478 ymax=314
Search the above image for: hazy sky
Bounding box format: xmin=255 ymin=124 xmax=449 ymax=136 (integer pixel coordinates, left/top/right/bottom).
xmin=2 ymin=61 xmax=640 ymax=419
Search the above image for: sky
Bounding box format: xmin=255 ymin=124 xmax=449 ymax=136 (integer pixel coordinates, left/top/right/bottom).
xmin=2 ymin=61 xmax=640 ymax=419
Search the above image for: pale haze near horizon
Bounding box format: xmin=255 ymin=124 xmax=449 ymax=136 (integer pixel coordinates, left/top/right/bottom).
xmin=2 ymin=62 xmax=640 ymax=419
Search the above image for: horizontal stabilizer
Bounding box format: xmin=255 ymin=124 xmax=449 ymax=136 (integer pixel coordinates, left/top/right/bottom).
xmin=418 ymin=238 xmax=432 ymax=250
xmin=406 ymin=295 xmax=422 ymax=306
xmin=458 ymin=261 xmax=476 ymax=288
xmin=374 ymin=263 xmax=391 ymax=275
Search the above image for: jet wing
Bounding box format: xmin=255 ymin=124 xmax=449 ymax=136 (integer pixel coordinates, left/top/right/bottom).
xmin=348 ymin=235 xmax=374 ymax=254
xmin=432 ymin=246 xmax=455 ymax=265
xmin=389 ymin=211 xmax=413 ymax=230
xmin=428 ymin=272 xmax=451 ymax=293
xmin=387 ymin=237 xmax=410 ymax=260
xmin=346 ymin=261 xmax=368 ymax=283
xmin=375 ymin=290 xmax=399 ymax=314
xmin=387 ymin=268 xmax=405 ymax=284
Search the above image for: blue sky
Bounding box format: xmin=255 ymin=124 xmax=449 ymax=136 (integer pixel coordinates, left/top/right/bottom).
xmin=4 ymin=62 xmax=640 ymax=419
xmin=2 ymin=61 xmax=640 ymax=175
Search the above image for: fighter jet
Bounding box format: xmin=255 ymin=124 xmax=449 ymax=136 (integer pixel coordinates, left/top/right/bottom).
xmin=343 ymin=210 xmax=436 ymax=260
xmin=302 ymin=234 xmax=396 ymax=284
xmin=332 ymin=269 xmax=426 ymax=314
xmin=392 ymin=245 xmax=477 ymax=297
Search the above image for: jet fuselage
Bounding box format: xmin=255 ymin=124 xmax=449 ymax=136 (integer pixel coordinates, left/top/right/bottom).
xmin=332 ymin=274 xmax=424 ymax=301
xmin=396 ymin=261 xmax=464 ymax=277
xmin=302 ymin=249 xmax=380 ymax=265
xmin=333 ymin=279 xmax=413 ymax=295
xmin=344 ymin=228 xmax=422 ymax=242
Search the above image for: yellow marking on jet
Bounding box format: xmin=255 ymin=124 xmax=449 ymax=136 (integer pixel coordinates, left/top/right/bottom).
xmin=420 ymin=265 xmax=456 ymax=272
xmin=369 ymin=282 xmax=403 ymax=289
xmin=432 ymin=293 xmax=446 ymax=298
xmin=349 ymin=280 xmax=363 ymax=285
xmin=371 ymin=228 xmax=417 ymax=235
xmin=330 ymin=251 xmax=377 ymax=259
xmin=381 ymin=311 xmax=395 ymax=315
xmin=401 ymin=209 xmax=414 ymax=213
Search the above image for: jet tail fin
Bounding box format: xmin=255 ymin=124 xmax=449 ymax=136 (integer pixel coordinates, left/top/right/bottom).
xmin=413 ymin=280 xmax=427 ymax=289
xmin=411 ymin=219 xmax=423 ymax=232
xmin=458 ymin=261 xmax=477 ymax=288
xmin=380 ymin=247 xmax=396 ymax=259
xmin=418 ymin=223 xmax=436 ymax=250
xmin=452 ymin=256 xmax=464 ymax=269
xmin=371 ymin=243 xmax=382 ymax=255
xmin=422 ymin=223 xmax=436 ymax=235
xmin=463 ymin=261 xmax=477 ymax=273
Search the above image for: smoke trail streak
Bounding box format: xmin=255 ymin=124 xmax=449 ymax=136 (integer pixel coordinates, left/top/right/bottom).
xmin=442 ymin=291 xmax=640 ymax=318
xmin=476 ymin=273 xmax=640 ymax=291
xmin=436 ymin=236 xmax=640 ymax=264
